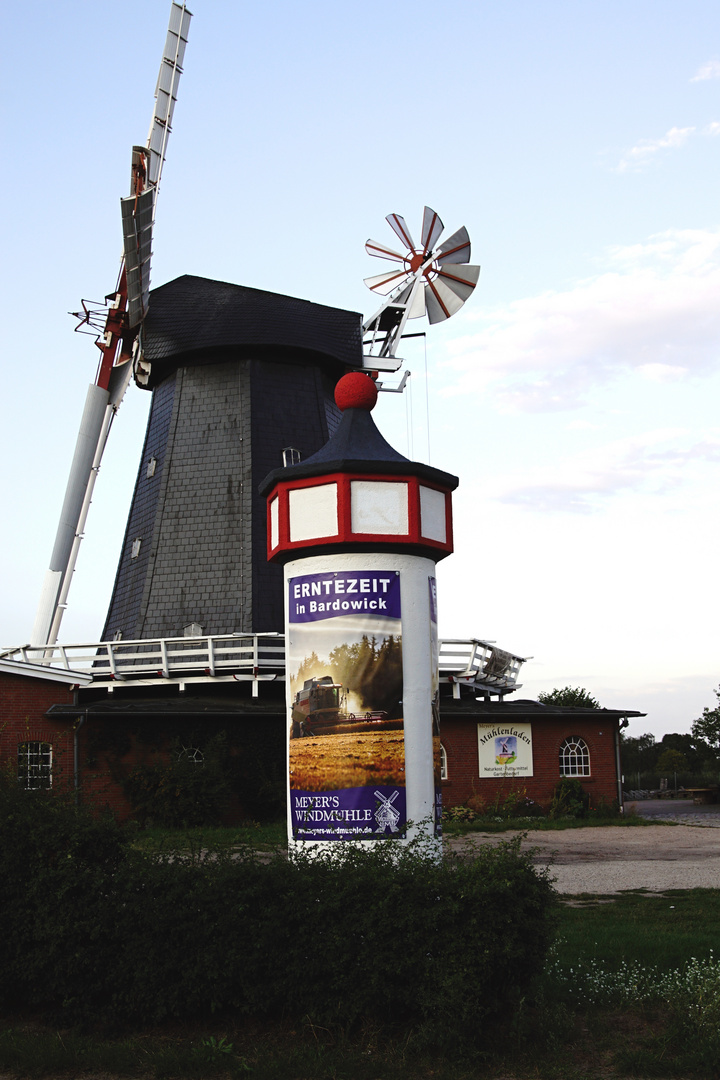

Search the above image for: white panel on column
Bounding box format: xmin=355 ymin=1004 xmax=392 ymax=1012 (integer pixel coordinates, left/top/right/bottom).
xmin=419 ymin=486 xmax=446 ymax=543
xmin=351 ymin=480 xmax=408 ymax=534
xmin=289 ymin=484 xmax=338 ymax=542
xmin=270 ymin=496 xmax=279 ymax=549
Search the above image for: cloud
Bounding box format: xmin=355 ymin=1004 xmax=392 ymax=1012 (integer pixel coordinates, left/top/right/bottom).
xmin=691 ymin=60 xmax=720 ymax=81
xmin=443 ymin=229 xmax=720 ymax=412
xmin=636 ymin=363 xmax=688 ymax=382
xmin=484 ymin=429 xmax=720 ymax=513
xmin=615 ymin=126 xmax=694 ymax=173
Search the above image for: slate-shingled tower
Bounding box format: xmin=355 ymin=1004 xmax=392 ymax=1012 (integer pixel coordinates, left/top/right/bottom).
xmin=102 ymin=275 xmax=362 ymax=641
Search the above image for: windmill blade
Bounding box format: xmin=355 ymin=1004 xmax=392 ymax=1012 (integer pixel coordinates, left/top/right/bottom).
xmin=125 ymin=2 xmax=191 ymax=326
xmin=364 ymin=269 xmax=411 ymax=295
xmin=121 ymin=184 xmax=154 ymax=327
xmin=146 ymin=1 xmax=192 ymax=188
xmin=424 ymin=276 xmax=467 ymax=324
xmin=436 ymin=225 xmax=471 ymax=265
xmin=435 ymin=263 xmax=481 ymax=303
xmin=421 ymin=206 xmax=444 ymax=254
xmin=408 ymin=280 xmax=427 ymax=319
xmin=365 ymin=239 xmax=406 ymax=262
xmin=386 ymin=213 xmax=415 ymax=252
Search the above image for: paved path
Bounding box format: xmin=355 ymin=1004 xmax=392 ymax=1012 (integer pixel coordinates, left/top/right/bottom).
xmin=448 ymin=801 xmax=720 ymax=894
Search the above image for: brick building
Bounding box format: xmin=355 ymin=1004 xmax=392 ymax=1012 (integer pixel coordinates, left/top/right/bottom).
xmin=0 ymin=659 xmax=92 ymax=793
xmin=1 ymin=642 xmax=642 ymax=819
xmin=437 ymin=693 xmax=642 ymax=811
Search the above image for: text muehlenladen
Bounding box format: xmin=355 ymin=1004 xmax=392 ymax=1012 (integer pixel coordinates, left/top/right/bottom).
xmin=477 ymin=727 xmax=532 ymax=745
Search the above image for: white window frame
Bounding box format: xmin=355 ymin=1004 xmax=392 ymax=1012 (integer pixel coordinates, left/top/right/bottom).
xmin=18 ymin=741 xmax=52 ymax=789
xmin=559 ymin=736 xmax=590 ymax=777
xmin=440 ymin=742 xmax=448 ymax=780
xmin=177 ymin=746 xmax=204 ymax=765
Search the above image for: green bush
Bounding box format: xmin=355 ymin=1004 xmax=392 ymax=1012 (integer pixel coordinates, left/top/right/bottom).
xmin=548 ymin=777 xmax=589 ymax=819
xmin=589 ymin=795 xmax=621 ymax=819
xmin=0 ymin=772 xmax=557 ymax=1037
xmin=122 ymin=733 xmax=232 ymax=827
xmin=444 ymin=785 xmax=545 ymax=823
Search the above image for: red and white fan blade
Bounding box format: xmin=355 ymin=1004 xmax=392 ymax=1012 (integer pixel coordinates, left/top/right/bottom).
xmin=363 ymin=268 xmax=411 ymax=295
xmin=421 ymin=206 xmax=444 ymax=255
xmin=435 ymin=263 xmax=480 ymax=303
xmin=395 ymin=280 xmax=427 ymax=319
xmin=365 ymin=239 xmax=406 ymax=262
xmin=424 ymin=276 xmax=467 ymax=324
xmin=385 ymin=213 xmax=415 ymax=252
xmin=436 ymin=226 xmax=471 ymax=265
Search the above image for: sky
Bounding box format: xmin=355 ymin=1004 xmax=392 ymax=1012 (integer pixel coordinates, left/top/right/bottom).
xmin=1 ymin=0 xmax=718 ymax=739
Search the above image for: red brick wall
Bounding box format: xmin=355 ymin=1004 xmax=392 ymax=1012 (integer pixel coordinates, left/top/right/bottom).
xmin=440 ymin=716 xmax=621 ymax=811
xmin=0 ymin=673 xmax=134 ymax=818
xmin=0 ymin=672 xmax=78 ymax=789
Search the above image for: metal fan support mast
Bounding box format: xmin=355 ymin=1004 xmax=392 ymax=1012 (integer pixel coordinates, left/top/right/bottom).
xmin=31 ymin=2 xmax=191 ymax=649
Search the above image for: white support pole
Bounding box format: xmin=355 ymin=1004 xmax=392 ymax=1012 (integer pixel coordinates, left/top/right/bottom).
xmin=31 ymin=384 xmax=110 ymax=647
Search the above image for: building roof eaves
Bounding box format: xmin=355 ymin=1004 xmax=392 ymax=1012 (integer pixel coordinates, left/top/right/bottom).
xmin=0 ymin=658 xmax=92 ymax=687
xmin=440 ymin=701 xmax=646 ymax=720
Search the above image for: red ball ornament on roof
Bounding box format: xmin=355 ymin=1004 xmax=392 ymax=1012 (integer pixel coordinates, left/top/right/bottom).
xmin=334 ymin=372 xmax=378 ymax=412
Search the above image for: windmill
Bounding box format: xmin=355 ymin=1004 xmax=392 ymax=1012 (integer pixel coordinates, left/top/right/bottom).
xmin=31 ymin=2 xmax=192 ymax=649
xmin=362 ymin=206 xmax=480 ymax=364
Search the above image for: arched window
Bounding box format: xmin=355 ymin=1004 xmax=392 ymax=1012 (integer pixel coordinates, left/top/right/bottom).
xmin=559 ymin=736 xmax=590 ymax=777
xmin=440 ymin=743 xmax=448 ymax=780
xmin=177 ymin=746 xmax=204 ymax=765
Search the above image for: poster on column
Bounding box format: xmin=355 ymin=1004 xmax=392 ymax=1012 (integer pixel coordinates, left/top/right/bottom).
xmin=287 ymin=569 xmax=405 ymax=840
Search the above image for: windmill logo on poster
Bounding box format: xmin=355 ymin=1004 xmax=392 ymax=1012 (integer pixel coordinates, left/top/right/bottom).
xmin=374 ymin=789 xmax=402 ymax=834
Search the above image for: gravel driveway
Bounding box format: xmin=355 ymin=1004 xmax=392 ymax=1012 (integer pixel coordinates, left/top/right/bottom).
xmin=447 ymin=800 xmax=720 ymax=894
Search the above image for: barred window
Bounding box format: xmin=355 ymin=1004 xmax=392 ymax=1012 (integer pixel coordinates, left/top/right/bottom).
xmin=18 ymin=742 xmax=52 ymax=789
xmin=559 ymin=736 xmax=590 ymax=777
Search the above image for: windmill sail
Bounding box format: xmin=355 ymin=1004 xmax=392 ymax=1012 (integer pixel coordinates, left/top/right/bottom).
xmin=31 ymin=2 xmax=192 ymax=648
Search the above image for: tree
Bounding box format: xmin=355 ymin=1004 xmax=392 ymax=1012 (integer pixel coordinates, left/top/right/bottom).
xmin=659 ymin=732 xmax=714 ymax=771
xmin=691 ymin=686 xmax=720 ymax=753
xmin=656 ymin=748 xmax=688 ymax=774
xmin=537 ymin=686 xmax=600 ymax=709
xmin=620 ymin=732 xmax=656 ymax=774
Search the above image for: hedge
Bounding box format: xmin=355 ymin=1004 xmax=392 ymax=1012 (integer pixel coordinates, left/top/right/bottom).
xmin=0 ymin=774 xmax=557 ymax=1036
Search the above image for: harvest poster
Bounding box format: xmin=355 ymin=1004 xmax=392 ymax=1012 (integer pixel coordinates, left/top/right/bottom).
xmin=287 ymin=569 xmax=405 ymax=840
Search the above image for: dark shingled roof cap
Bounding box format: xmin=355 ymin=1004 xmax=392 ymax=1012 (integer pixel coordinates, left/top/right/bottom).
xmin=141 ymin=275 xmax=363 ymax=383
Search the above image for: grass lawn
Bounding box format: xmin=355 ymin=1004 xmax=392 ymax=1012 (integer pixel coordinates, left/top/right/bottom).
xmin=127 ymin=808 xmax=659 ymax=853
xmin=127 ymin=819 xmax=287 ymax=853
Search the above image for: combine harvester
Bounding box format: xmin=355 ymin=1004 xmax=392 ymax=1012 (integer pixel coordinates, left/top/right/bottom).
xmin=290 ymin=676 xmax=402 ymax=738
